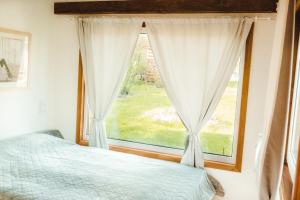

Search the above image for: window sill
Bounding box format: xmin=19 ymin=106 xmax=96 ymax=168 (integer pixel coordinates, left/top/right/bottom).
xmin=78 ymin=140 xmax=241 ymax=172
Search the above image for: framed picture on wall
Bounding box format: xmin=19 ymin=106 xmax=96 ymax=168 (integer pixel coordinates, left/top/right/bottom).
xmin=0 ymin=28 xmax=30 ymax=88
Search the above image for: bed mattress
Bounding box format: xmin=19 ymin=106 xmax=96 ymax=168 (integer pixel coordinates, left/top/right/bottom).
xmin=0 ymin=132 xmax=215 ymax=200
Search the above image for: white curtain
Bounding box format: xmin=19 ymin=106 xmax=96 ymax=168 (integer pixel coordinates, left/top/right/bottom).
xmin=258 ymin=0 xmax=294 ymax=198
xmin=147 ymin=17 xmax=253 ymax=167
xmin=77 ymin=17 xmax=142 ymax=148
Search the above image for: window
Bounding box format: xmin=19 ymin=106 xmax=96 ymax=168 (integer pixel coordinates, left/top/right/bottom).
xmin=287 ymin=39 xmax=300 ymax=182
xmin=77 ymin=28 xmax=253 ymax=171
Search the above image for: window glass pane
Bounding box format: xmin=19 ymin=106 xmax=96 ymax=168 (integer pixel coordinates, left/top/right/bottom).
xmin=291 ymin=70 xmax=300 ymax=163
xmin=200 ymin=66 xmax=240 ymax=156
xmin=287 ymin=56 xmax=300 ymax=181
xmin=103 ymin=33 xmax=242 ymax=157
xmin=106 ymin=34 xmax=186 ymax=149
xmin=292 ymin=104 xmax=300 ymax=162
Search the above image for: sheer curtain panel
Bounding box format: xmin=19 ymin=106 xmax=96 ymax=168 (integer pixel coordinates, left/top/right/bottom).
xmin=147 ymin=17 xmax=253 ymax=168
xmin=258 ymin=0 xmax=294 ymax=198
xmin=77 ymin=17 xmax=142 ymax=148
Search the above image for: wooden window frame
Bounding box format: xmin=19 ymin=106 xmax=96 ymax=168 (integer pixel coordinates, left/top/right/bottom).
xmin=75 ymin=25 xmax=254 ymax=172
xmin=280 ymin=2 xmax=300 ymax=199
xmin=282 ymin=1 xmax=300 ymax=199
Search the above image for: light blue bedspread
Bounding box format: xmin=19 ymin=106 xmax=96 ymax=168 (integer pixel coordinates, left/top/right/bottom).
xmin=0 ymin=133 xmax=215 ymax=200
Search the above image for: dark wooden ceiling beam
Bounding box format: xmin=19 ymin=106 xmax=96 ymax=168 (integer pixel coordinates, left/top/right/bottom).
xmin=54 ymin=0 xmax=278 ymax=14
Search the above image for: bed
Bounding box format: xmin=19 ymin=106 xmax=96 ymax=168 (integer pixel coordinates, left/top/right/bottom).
xmin=0 ymin=130 xmax=215 ymax=200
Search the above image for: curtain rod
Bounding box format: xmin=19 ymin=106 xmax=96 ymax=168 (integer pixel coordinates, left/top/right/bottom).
xmin=68 ymin=16 xmax=274 ymax=21
xmin=254 ymin=16 xmax=274 ymax=20
xmin=139 ymin=18 xmax=271 ymax=27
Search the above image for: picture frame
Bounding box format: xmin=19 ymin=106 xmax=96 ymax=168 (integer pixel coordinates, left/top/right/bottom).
xmin=0 ymin=28 xmax=31 ymax=88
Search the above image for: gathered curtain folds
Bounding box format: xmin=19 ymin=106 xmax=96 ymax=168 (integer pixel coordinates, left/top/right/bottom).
xmin=146 ymin=17 xmax=253 ymax=168
xmin=258 ymin=0 xmax=294 ymax=198
xmin=77 ymin=17 xmax=142 ymax=148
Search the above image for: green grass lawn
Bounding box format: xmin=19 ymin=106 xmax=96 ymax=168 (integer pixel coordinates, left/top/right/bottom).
xmin=106 ymin=82 xmax=237 ymax=156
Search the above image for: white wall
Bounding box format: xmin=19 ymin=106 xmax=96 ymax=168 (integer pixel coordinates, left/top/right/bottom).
xmin=0 ymin=0 xmax=52 ymax=139
xmin=0 ymin=0 xmax=78 ymax=141
xmin=0 ymin=0 xmax=277 ymax=199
